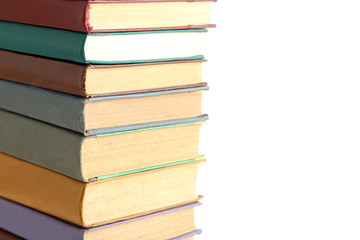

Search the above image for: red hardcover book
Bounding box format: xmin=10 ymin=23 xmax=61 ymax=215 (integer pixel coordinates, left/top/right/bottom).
xmin=1 ymin=0 xmax=216 ymax=33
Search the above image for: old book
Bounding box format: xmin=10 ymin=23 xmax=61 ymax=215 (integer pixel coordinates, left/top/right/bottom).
xmin=0 ymin=152 xmax=204 ymax=227
xmin=0 ymin=109 xmax=207 ymax=182
xmin=1 ymin=0 xmax=216 ymax=33
xmin=0 ymin=50 xmax=206 ymax=97
xmin=0 ymin=79 xmax=207 ymax=135
xmin=0 ymin=197 xmax=202 ymax=240
xmin=0 ymin=21 xmax=206 ymax=64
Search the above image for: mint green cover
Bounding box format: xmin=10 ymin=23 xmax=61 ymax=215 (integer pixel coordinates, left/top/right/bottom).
xmin=0 ymin=20 xmax=206 ymax=64
xmin=93 ymin=155 xmax=205 ymax=181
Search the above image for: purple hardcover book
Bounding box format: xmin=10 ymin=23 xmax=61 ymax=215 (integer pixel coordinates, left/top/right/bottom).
xmin=0 ymin=198 xmax=202 ymax=240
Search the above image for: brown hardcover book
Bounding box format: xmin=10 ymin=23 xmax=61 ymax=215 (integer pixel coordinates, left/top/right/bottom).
xmin=0 ymin=50 xmax=206 ymax=97
xmin=1 ymin=0 xmax=216 ymax=33
xmin=0 ymin=230 xmax=23 ymax=240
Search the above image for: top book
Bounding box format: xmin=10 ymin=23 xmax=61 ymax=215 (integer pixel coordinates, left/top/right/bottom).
xmin=1 ymin=0 xmax=216 ymax=33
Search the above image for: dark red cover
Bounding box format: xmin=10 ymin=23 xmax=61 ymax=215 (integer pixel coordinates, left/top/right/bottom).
xmin=0 ymin=0 xmax=216 ymax=33
xmin=0 ymin=229 xmax=23 ymax=240
xmin=1 ymin=0 xmax=90 ymax=32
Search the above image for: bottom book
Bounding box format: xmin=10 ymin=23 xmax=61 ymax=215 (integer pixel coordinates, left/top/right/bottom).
xmin=0 ymin=197 xmax=202 ymax=240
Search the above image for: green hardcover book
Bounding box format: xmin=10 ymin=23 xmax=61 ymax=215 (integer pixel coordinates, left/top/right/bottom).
xmin=0 ymin=79 xmax=208 ymax=135
xmin=0 ymin=20 xmax=206 ymax=64
xmin=0 ymin=109 xmax=208 ymax=182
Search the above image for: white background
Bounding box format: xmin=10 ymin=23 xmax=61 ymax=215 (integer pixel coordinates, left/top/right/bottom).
xmin=196 ymin=1 xmax=360 ymax=239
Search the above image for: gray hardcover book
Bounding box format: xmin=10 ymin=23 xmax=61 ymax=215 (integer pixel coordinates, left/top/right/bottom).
xmin=0 ymin=198 xmax=202 ymax=240
xmin=0 ymin=109 xmax=208 ymax=182
xmin=0 ymin=79 xmax=208 ymax=135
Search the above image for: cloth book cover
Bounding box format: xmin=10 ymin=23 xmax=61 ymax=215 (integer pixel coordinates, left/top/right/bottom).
xmin=0 ymin=197 xmax=202 ymax=240
xmin=0 ymin=0 xmax=216 ymax=33
xmin=0 ymin=109 xmax=208 ymax=181
xmin=0 ymin=79 xmax=208 ymax=135
xmin=0 ymin=20 xmax=206 ymax=64
xmin=0 ymin=151 xmax=204 ymax=227
xmin=0 ymin=49 xmax=207 ymax=97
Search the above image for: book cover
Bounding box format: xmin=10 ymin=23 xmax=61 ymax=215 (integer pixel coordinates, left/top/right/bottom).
xmin=0 ymin=197 xmax=202 ymax=240
xmin=0 ymin=79 xmax=208 ymax=134
xmin=0 ymin=152 xmax=204 ymax=227
xmin=0 ymin=0 xmax=216 ymax=33
xmin=0 ymin=109 xmax=208 ymax=181
xmin=0 ymin=21 xmax=206 ymax=64
xmin=0 ymin=50 xmax=207 ymax=97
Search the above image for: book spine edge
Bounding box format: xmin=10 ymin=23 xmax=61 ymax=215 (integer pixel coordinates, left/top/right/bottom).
xmin=0 ymin=198 xmax=86 ymax=240
xmin=0 ymin=80 xmax=87 ymax=133
xmin=0 ymin=1 xmax=89 ymax=33
xmin=0 ymin=21 xmax=88 ymax=64
xmin=0 ymin=50 xmax=88 ymax=97
xmin=0 ymin=109 xmax=86 ymax=182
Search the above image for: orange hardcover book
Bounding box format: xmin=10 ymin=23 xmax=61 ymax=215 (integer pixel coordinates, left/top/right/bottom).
xmin=0 ymin=152 xmax=204 ymax=228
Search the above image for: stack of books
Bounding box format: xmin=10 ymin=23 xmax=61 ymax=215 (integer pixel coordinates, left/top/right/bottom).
xmin=0 ymin=0 xmax=215 ymax=239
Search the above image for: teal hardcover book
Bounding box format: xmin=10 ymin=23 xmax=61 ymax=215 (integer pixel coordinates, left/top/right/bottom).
xmin=0 ymin=20 xmax=206 ymax=64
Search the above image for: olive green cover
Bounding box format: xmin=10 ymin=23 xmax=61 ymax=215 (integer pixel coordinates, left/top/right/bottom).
xmin=0 ymin=109 xmax=208 ymax=182
xmin=0 ymin=20 xmax=205 ymax=64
